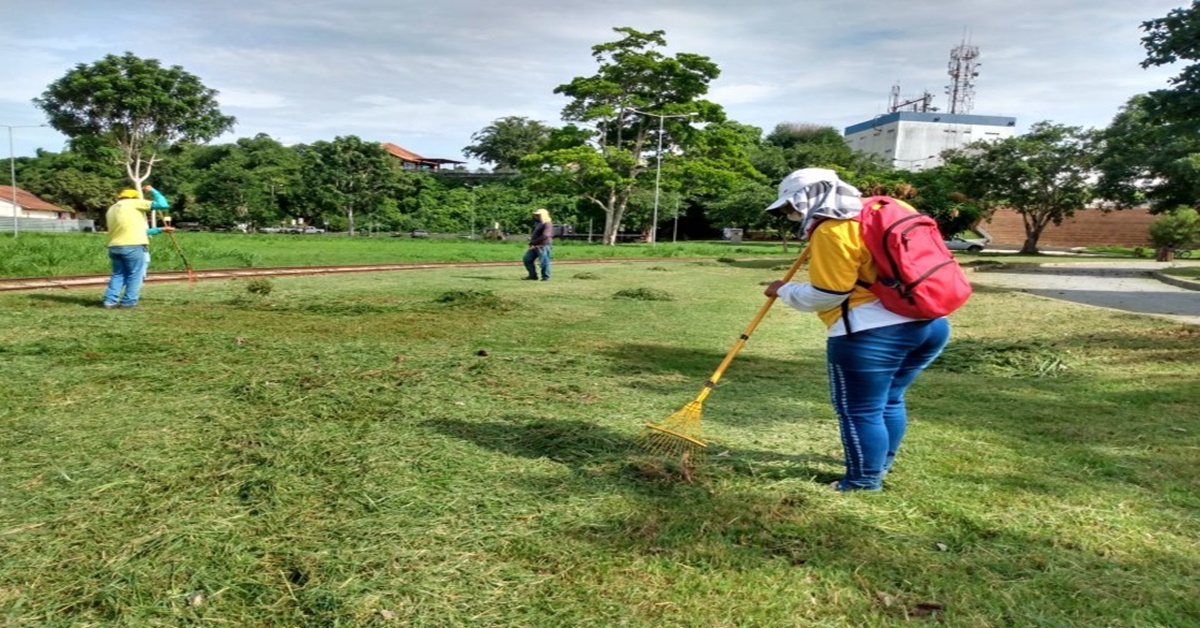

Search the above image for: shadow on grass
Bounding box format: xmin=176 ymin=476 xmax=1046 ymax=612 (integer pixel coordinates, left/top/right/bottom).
xmin=720 ymin=257 xmax=801 ymax=270
xmin=423 ymin=419 xmax=1199 ymax=625
xmin=453 ymin=275 xmax=512 ymax=282
xmin=423 ymin=414 xmax=841 ymax=489
xmin=26 ymin=293 xmax=104 ymax=308
xmin=601 ymin=342 xmax=822 ymax=385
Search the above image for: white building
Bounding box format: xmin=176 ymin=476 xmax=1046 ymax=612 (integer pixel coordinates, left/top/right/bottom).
xmin=844 ymin=112 xmax=1017 ymax=170
xmin=0 ymin=185 xmax=77 ymax=219
xmin=0 ymin=185 xmax=94 ymax=232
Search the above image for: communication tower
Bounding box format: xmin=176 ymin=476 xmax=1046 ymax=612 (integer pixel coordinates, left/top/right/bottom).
xmin=945 ymin=37 xmax=981 ymax=114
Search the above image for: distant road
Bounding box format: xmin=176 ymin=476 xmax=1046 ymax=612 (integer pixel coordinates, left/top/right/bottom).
xmin=971 ymin=261 xmax=1200 ymax=325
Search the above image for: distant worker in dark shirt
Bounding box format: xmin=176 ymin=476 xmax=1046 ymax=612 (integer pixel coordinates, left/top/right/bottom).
xmin=522 ymin=208 xmax=553 ymax=281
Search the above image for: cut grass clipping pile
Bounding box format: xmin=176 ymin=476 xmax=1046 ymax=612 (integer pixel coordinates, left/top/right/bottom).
xmin=1 ymin=259 xmax=1197 ymax=626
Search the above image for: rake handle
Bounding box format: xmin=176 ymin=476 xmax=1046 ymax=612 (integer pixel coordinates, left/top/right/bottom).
xmin=696 ymin=245 xmax=812 ymax=403
xmin=165 ymin=230 xmax=195 ymax=277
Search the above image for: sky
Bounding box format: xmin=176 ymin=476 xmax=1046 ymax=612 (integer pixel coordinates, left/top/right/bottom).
xmin=0 ymin=0 xmax=1186 ymax=169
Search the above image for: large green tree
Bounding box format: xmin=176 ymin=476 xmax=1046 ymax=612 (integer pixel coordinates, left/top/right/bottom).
xmin=1095 ymin=95 xmax=1200 ymax=210
xmin=1141 ymin=2 xmax=1200 ymax=132
xmin=297 ymin=136 xmax=398 ymax=236
xmin=34 ymin=52 xmax=235 ymax=194
xmin=521 ymin=27 xmax=723 ymax=245
xmin=945 ymin=122 xmax=1098 ymax=254
xmin=463 ymin=116 xmax=553 ymax=171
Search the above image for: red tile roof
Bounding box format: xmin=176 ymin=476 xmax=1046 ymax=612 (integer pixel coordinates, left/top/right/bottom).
xmin=0 ymin=186 xmax=70 ymax=214
xmin=380 ymin=142 xmax=428 ymax=162
xmin=380 ymin=142 xmax=465 ymax=167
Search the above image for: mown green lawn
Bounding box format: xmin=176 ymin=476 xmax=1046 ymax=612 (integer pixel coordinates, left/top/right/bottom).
xmin=0 ymin=232 xmax=1132 ymax=279
xmin=1 ymin=260 xmax=1197 ymax=626
xmin=0 ymin=232 xmax=804 ymax=278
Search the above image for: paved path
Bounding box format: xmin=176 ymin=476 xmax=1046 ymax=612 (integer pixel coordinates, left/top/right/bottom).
xmin=970 ymin=261 xmax=1200 ymax=325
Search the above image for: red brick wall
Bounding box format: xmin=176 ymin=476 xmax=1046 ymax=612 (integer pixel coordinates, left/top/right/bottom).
xmin=982 ymin=207 xmax=1155 ymax=248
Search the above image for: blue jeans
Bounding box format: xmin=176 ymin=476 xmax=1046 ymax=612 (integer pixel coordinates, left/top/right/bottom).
xmin=523 ymin=244 xmax=551 ymax=280
xmin=826 ymin=318 xmax=951 ymax=491
xmin=103 ymin=245 xmax=149 ymax=307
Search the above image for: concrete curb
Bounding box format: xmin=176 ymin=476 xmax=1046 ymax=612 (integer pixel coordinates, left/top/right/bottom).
xmin=1152 ymin=271 xmax=1200 ymax=292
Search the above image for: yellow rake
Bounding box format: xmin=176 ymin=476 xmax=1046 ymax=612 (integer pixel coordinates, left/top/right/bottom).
xmin=642 ymin=245 xmax=812 ymax=460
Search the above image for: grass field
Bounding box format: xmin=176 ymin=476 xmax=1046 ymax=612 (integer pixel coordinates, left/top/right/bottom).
xmin=0 ymin=233 xmax=806 ymax=278
xmin=2 ymin=259 xmax=1198 ymax=626
xmin=0 ymin=232 xmax=1137 ymax=279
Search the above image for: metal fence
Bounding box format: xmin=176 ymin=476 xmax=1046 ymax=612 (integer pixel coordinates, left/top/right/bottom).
xmin=0 ymin=217 xmax=96 ymax=233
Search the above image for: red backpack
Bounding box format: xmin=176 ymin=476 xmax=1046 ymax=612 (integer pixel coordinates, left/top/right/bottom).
xmin=849 ymin=196 xmax=972 ymax=326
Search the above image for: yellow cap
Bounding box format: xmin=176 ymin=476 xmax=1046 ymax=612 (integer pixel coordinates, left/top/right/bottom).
xmin=117 ymin=189 xmax=140 ymax=199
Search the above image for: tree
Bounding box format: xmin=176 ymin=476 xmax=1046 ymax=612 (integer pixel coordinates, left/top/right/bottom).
xmin=1148 ymin=206 xmax=1200 ymax=260
xmin=463 ymin=117 xmax=553 ymax=171
xmin=682 ymin=121 xmax=778 ymax=241
xmin=765 ymin=122 xmax=879 ymax=178
xmin=1140 ymin=2 xmax=1200 ymax=132
xmin=1096 ymin=95 xmax=1200 ymax=210
xmin=521 ymin=27 xmax=723 ymax=245
xmin=298 ymin=136 xmax=397 ymax=236
xmin=34 ymin=52 xmax=235 ymax=193
xmin=7 ymin=149 xmax=123 ymax=216
xmin=945 ymin=122 xmax=1097 ymax=254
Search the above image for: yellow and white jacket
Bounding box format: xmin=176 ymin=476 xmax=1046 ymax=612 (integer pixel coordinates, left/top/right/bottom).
xmin=776 ymin=218 xmax=919 ymax=337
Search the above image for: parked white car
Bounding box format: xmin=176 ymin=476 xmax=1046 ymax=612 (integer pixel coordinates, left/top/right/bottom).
xmin=944 ymin=236 xmax=987 ymax=253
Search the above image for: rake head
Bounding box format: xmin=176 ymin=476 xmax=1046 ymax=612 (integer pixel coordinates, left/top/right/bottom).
xmin=641 ymin=400 xmax=708 ymax=459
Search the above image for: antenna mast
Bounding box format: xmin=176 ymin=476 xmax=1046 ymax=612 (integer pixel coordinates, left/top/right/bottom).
xmin=945 ymin=35 xmax=980 ymax=114
xmin=888 ymin=83 xmax=937 ymax=113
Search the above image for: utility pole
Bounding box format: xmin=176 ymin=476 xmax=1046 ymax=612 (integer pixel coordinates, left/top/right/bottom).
xmin=628 ymin=109 xmax=697 ymax=245
xmin=4 ymin=124 xmax=48 ymax=237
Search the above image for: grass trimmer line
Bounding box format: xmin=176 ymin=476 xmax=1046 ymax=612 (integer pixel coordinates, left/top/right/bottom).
xmin=165 ymin=230 xmax=197 ymax=285
xmin=642 ymin=245 xmax=813 ymax=460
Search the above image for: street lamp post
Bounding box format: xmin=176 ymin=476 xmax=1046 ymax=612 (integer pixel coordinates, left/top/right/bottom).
xmin=5 ymin=124 xmax=48 ymax=237
xmin=629 ymin=109 xmax=696 ymax=245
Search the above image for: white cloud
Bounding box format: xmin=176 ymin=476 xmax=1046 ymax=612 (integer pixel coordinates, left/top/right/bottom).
xmin=218 ymin=89 xmax=289 ymax=110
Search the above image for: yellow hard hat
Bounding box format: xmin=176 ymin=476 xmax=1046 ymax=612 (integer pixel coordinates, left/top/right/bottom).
xmin=117 ymin=189 xmax=140 ymax=199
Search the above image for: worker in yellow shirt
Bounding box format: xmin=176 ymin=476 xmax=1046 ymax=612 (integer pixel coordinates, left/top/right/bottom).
xmin=102 ymin=186 xmax=171 ymax=309
xmin=763 ymin=168 xmax=951 ymax=492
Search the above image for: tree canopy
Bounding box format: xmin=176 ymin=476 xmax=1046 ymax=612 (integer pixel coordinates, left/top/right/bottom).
xmin=1140 ymin=2 xmax=1200 ymax=131
xmin=522 ymin=27 xmax=723 ymax=244
xmin=945 ymin=122 xmax=1098 ymax=254
xmin=463 ymin=117 xmax=553 ymax=171
xmin=297 ymin=136 xmax=398 ymax=236
xmin=34 ymin=52 xmax=235 ymax=191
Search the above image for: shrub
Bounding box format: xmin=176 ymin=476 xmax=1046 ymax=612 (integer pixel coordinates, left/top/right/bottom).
xmin=1148 ymin=207 xmax=1200 ymax=250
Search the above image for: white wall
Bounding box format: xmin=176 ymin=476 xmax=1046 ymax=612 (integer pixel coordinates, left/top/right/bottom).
xmin=0 ymin=199 xmax=20 ymax=218
xmin=844 ymin=113 xmax=1018 ymax=171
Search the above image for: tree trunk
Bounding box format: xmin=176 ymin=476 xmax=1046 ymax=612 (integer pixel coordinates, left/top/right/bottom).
xmin=602 ymin=210 xmax=617 ymax=246
xmin=347 ymin=207 xmax=355 ymax=237
xmin=1021 ymin=215 xmax=1049 ymax=255
xmin=1155 ymin=246 xmax=1174 ymax=262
